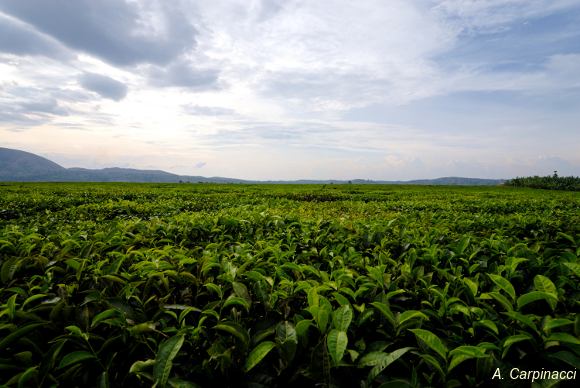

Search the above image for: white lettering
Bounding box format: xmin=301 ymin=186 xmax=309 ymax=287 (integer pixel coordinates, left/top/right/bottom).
xmin=505 ymin=368 xmax=577 ymax=381
xmin=492 ymin=368 xmax=502 ymax=380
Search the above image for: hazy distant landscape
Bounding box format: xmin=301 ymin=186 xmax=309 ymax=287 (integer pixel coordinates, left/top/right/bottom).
xmin=1 ymin=1 xmax=579 ymax=387
xmin=0 ymin=147 xmax=504 ymax=186
xmin=1 ymin=147 xmax=504 ymax=185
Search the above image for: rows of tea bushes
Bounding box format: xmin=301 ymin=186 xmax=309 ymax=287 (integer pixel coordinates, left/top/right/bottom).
xmin=0 ymin=183 xmax=578 ymax=387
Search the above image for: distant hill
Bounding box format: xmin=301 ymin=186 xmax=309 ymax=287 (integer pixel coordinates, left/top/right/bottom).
xmin=0 ymin=147 xmax=66 ymax=180
xmin=0 ymin=147 xmax=504 ymax=185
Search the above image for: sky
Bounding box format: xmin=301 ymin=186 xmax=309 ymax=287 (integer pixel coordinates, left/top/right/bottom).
xmin=0 ymin=0 xmax=579 ymax=180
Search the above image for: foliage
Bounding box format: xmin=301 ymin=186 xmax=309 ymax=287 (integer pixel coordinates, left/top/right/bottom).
xmin=0 ymin=183 xmax=578 ymax=387
xmin=505 ymin=172 xmax=580 ymax=191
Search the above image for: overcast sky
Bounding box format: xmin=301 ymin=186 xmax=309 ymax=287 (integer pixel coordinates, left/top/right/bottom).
xmin=1 ymin=0 xmax=579 ymax=180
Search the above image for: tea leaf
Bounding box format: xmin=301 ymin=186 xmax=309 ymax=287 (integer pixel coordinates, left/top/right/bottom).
xmin=244 ymin=341 xmax=276 ymax=372
xmin=153 ymin=334 xmax=185 ymax=387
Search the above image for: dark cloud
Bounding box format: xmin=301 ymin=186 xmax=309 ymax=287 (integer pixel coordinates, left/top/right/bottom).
xmin=0 ymin=84 xmax=99 ymax=127
xmin=0 ymin=13 xmax=70 ymax=59
xmin=149 ymin=61 xmax=220 ymax=89
xmin=19 ymin=98 xmax=68 ymax=115
xmin=79 ymin=73 xmax=128 ymax=101
xmin=0 ymin=0 xmax=197 ymax=66
xmin=0 ymin=96 xmax=68 ymax=127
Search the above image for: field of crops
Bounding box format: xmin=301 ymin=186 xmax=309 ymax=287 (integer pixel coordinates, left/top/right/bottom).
xmin=0 ymin=183 xmax=578 ymax=387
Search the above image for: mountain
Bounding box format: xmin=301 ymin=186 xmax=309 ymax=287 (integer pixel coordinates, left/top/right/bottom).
xmin=0 ymin=147 xmax=504 ymax=185
xmin=0 ymin=147 xmax=66 ymax=180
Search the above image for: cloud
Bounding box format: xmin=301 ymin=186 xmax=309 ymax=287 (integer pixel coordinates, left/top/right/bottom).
xmin=195 ymin=0 xmax=452 ymax=109
xmin=79 ymin=73 xmax=128 ymax=101
xmin=0 ymin=0 xmax=197 ymax=66
xmin=149 ymin=60 xmax=220 ymax=89
xmin=432 ymin=0 xmax=580 ymax=34
xmin=0 ymin=83 xmax=100 ymax=127
xmin=0 ymin=13 xmax=71 ymax=59
xmin=0 ymin=96 xmax=68 ymax=127
xmin=183 ymin=104 xmax=236 ymax=116
xmin=1 ymin=1 xmax=579 ymax=180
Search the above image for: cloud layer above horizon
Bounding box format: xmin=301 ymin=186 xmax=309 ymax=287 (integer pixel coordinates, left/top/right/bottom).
xmin=1 ymin=0 xmax=579 ymax=180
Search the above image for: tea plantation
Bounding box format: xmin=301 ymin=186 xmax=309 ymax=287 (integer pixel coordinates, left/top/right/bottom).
xmin=0 ymin=183 xmax=578 ymax=387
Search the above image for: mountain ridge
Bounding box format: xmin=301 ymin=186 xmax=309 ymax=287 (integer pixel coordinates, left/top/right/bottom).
xmin=0 ymin=147 xmax=505 ymax=185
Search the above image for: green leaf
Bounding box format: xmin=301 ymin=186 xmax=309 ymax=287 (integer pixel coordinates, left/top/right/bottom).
xmin=204 ymin=283 xmax=223 ymax=299
xmin=22 ymin=293 xmax=46 ymax=309
xmin=557 ymin=232 xmax=575 ymax=245
xmin=307 ymin=287 xmax=319 ymax=308
xmin=502 ymin=333 xmax=533 ymax=358
xmin=545 ymin=332 xmax=580 ymax=346
xmin=0 ymin=322 xmax=45 ymax=350
xmin=327 ymin=329 xmax=348 ymax=365
xmin=332 ymin=304 xmax=353 ymax=331
xmin=455 ymin=236 xmax=470 ymax=255
xmin=397 ymin=310 xmax=428 ymax=327
xmin=480 ymin=291 xmax=513 ymax=312
xmin=419 ymin=353 xmax=445 ymax=378
xmin=448 ymin=346 xmax=487 ymax=372
xmin=409 ymin=329 xmax=448 ymax=361
xmin=128 ymin=322 xmax=157 ymax=335
xmin=548 ymin=351 xmax=580 ymax=369
xmin=232 ymin=281 xmax=252 ymax=303
xmin=153 ymin=334 xmax=185 ymax=388
xmin=91 ymin=309 xmax=120 ymax=327
xmin=475 ymin=320 xmax=499 ymax=336
xmin=533 ymin=275 xmax=557 ymax=310
xmin=58 ymin=351 xmax=96 ymax=369
xmin=517 ymin=291 xmax=558 ymax=311
xmin=1 ymin=257 xmax=20 ymax=283
xmin=386 ymin=289 xmax=406 ymax=300
xmin=359 ymin=347 xmax=412 ymax=368
xmin=502 ymin=311 xmax=539 ymax=334
xmin=358 ymin=351 xmax=390 ymax=367
xmin=309 ymin=303 xmax=331 ymax=333
xmin=5 ymin=294 xmax=17 ymax=320
xmin=98 ymin=371 xmax=109 ymax=388
xmin=365 ymin=348 xmax=413 ymax=383
xmin=563 ymin=262 xmax=580 ymax=277
xmin=244 ymin=341 xmax=276 ymax=372
xmin=222 ymin=295 xmax=250 ymax=312
xmin=370 ymin=302 xmax=395 ymax=328
xmin=488 ymin=274 xmax=516 ymax=301
xmin=534 ymin=275 xmax=557 ymax=294
xmin=543 ymin=318 xmax=574 ymax=332
xmin=130 ymin=359 xmax=155 ymax=374
xmin=504 ymin=257 xmax=528 ymax=275
xmin=213 ymin=322 xmax=250 ymax=346
xmin=18 ymin=366 xmax=38 ymax=388
xmin=295 ymin=319 xmax=313 ymax=340
xmin=276 ymin=321 xmax=297 ymax=363
xmin=463 ymin=278 xmax=478 ymax=297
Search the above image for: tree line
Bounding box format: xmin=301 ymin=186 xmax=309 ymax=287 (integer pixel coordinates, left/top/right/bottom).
xmin=505 ymin=171 xmax=580 ymax=191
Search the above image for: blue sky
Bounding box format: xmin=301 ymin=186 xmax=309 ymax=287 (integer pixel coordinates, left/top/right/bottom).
xmin=0 ymin=0 xmax=579 ymax=180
